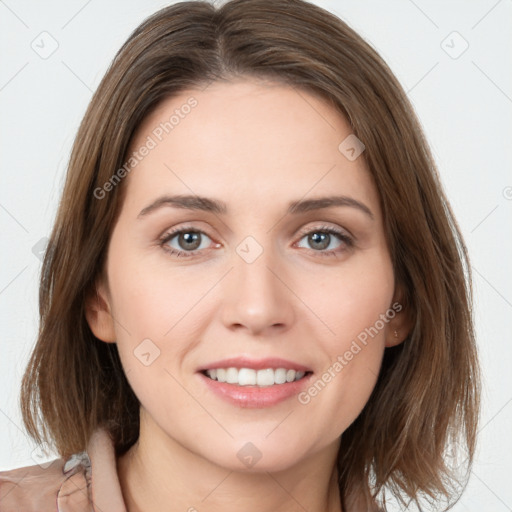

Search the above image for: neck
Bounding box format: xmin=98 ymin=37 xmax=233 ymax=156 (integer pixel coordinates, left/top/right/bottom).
xmin=117 ymin=409 xmax=343 ymax=512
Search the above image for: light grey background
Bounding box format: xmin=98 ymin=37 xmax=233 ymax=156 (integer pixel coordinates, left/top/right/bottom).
xmin=1 ymin=1 xmax=511 ymax=510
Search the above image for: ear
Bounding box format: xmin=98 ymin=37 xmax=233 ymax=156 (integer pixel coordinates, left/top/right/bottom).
xmin=384 ymin=283 xmax=414 ymax=348
xmin=84 ymin=277 xmax=116 ymax=343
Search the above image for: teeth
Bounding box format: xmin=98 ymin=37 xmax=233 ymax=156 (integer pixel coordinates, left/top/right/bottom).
xmin=274 ymin=368 xmax=287 ymax=384
xmin=204 ymin=367 xmax=308 ymax=386
xmin=257 ymin=368 xmax=274 ymax=386
xmin=238 ymin=368 xmax=256 ymax=386
xmin=226 ymin=367 xmax=238 ymax=384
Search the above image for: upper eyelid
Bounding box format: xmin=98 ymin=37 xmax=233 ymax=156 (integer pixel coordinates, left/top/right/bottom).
xmin=161 ymin=222 xmax=351 ymax=239
xmin=160 ymin=223 xmax=353 ymax=247
xmin=296 ymin=223 xmax=351 ymax=237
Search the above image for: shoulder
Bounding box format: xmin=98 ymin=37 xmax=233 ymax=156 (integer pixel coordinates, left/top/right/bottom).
xmin=0 ymin=458 xmax=66 ymax=511
xmin=0 ymin=454 xmax=91 ymax=512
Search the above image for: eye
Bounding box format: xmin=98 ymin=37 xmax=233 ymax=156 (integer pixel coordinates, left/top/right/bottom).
xmin=295 ymin=225 xmax=353 ymax=257
xmin=159 ymin=227 xmax=216 ymax=258
xmin=159 ymin=224 xmax=353 ymax=259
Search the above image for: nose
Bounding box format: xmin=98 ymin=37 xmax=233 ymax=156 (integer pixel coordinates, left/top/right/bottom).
xmin=220 ymin=242 xmax=295 ymax=337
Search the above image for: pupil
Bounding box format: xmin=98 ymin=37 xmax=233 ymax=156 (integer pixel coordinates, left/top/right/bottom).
xmin=180 ymin=232 xmax=201 ymax=250
xmin=310 ymin=232 xmax=329 ymax=250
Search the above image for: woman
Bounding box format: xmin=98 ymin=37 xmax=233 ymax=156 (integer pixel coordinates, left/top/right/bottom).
xmin=0 ymin=0 xmax=480 ymax=510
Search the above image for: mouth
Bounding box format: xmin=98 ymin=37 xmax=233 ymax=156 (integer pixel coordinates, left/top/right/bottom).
xmin=197 ymin=357 xmax=314 ymax=407
xmin=200 ymin=367 xmax=313 ymax=387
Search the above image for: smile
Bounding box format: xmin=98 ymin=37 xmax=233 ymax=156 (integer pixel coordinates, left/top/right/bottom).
xmin=202 ymin=367 xmax=309 ymax=387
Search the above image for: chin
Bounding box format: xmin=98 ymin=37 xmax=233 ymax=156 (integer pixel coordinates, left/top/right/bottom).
xmin=198 ymin=437 xmax=311 ymax=474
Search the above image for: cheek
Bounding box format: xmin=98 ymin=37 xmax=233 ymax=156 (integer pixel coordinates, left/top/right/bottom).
xmin=105 ymin=256 xmax=218 ymax=397
xmin=292 ymin=252 xmax=393 ymax=415
xmin=305 ymin=249 xmax=395 ymax=343
xmin=107 ymin=257 xmax=206 ymax=340
xmin=106 ymin=265 xmax=198 ymax=420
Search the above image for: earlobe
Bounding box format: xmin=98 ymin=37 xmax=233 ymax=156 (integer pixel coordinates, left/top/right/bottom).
xmin=84 ymin=280 xmax=116 ymax=343
xmin=385 ymin=321 xmax=409 ymax=347
xmin=385 ymin=306 xmax=413 ymax=347
xmin=385 ymin=284 xmax=413 ymax=347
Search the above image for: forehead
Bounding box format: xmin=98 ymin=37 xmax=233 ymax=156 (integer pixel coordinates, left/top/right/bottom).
xmin=121 ymin=79 xmax=379 ymax=218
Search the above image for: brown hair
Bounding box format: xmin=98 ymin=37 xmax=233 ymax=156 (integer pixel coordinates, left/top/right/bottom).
xmin=20 ymin=0 xmax=481 ymax=509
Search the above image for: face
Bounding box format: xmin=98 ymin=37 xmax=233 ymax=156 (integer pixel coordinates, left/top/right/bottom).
xmin=87 ymin=78 xmax=405 ymax=473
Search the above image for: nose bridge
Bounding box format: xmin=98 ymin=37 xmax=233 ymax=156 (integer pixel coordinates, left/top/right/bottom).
xmin=221 ymin=233 xmax=294 ymax=333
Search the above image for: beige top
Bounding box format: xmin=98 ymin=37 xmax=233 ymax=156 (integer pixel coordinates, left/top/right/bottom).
xmin=0 ymin=428 xmax=126 ymax=511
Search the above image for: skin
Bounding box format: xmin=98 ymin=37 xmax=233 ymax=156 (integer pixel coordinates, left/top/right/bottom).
xmin=86 ymin=78 xmax=410 ymax=512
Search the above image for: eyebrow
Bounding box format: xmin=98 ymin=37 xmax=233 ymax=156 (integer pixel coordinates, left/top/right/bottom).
xmin=137 ymin=194 xmax=374 ymax=220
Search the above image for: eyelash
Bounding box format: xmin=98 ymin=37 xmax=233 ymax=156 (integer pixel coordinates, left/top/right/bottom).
xmin=158 ymin=224 xmax=354 ymax=259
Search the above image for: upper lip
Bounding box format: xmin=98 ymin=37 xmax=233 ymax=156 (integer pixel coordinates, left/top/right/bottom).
xmin=198 ymin=357 xmax=312 ymax=373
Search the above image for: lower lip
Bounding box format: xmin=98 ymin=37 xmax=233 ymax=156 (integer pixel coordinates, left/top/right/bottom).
xmin=198 ymin=372 xmax=313 ymax=408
